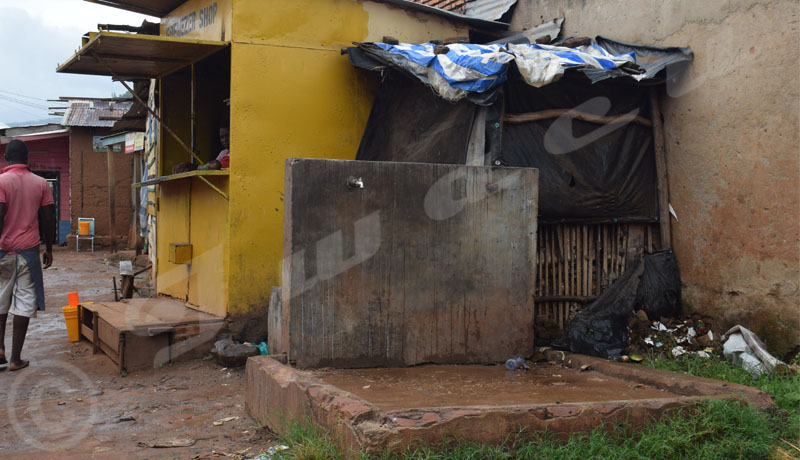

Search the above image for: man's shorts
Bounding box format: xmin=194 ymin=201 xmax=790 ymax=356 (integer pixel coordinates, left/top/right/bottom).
xmin=0 ymin=254 xmax=38 ymax=318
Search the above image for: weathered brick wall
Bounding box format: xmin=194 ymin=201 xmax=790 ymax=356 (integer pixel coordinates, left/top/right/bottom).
xmin=512 ymin=0 xmax=800 ymax=357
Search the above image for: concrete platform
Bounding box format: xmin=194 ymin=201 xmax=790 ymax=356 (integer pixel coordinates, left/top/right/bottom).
xmin=245 ymin=352 xmax=775 ymax=454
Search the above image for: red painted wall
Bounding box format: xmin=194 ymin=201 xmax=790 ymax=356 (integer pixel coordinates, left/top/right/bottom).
xmin=0 ymin=134 xmax=71 ymax=222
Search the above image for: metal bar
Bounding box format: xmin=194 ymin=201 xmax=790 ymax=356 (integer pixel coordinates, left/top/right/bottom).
xmin=191 ymin=63 xmax=197 ymax=162
xmin=197 ymin=175 xmax=230 ymax=201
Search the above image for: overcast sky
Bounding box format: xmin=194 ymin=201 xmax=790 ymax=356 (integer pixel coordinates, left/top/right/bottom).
xmin=0 ymin=0 xmax=156 ymax=125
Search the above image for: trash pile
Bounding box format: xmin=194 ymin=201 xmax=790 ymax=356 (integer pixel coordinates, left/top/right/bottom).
xmin=210 ymin=338 xmax=269 ymax=368
xmin=626 ymin=311 xmax=721 ymax=361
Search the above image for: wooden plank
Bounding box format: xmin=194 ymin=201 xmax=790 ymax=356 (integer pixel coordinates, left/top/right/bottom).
xmin=535 ymin=295 xmax=598 ymax=303
xmin=97 ymin=317 xmax=120 ymax=354
xmin=576 ymin=225 xmax=583 ymax=304
xmin=92 ymin=314 xmax=99 ymax=354
xmin=107 ymin=145 xmax=117 ymax=253
xmin=649 ymin=88 xmax=672 ymax=249
xmin=79 ymin=323 xmax=94 ymax=343
xmin=465 ymin=107 xmax=487 ymax=166
xmin=97 ymin=339 xmax=121 ymax=367
xmin=504 ymin=109 xmax=653 ymax=127
xmin=83 ymin=298 xmax=224 ymax=331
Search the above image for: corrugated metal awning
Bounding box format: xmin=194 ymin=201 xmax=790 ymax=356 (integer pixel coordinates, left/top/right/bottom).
xmin=57 ymin=31 xmax=228 ymax=79
xmin=83 ymin=0 xmax=186 ymax=18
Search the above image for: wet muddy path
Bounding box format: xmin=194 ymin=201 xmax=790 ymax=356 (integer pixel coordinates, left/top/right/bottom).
xmin=0 ymin=249 xmax=271 ymax=459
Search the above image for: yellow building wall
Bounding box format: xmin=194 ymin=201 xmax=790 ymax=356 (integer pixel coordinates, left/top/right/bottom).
xmin=225 ymin=0 xmax=467 ymax=314
xmin=156 ymin=177 xmax=229 ymax=316
xmin=156 ymin=180 xmax=190 ymax=300
xmin=161 ymin=0 xmax=233 ymax=41
xmin=186 ymin=176 xmax=229 ymax=317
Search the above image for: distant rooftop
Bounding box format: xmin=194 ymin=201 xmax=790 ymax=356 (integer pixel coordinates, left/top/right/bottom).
xmin=52 ymin=97 xmax=133 ymax=128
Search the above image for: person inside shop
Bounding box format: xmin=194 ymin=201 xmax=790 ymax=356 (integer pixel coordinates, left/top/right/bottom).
xmin=198 ymin=126 xmax=230 ymax=170
xmin=172 ymin=125 xmax=230 ymax=174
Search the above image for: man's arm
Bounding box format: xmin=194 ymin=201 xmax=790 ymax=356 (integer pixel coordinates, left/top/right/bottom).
xmin=39 ymin=204 xmax=55 ymax=268
xmin=0 ymin=202 xmax=6 ymax=239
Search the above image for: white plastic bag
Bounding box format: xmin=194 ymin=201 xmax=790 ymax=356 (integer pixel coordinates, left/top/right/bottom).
xmin=722 ymin=325 xmax=784 ymax=377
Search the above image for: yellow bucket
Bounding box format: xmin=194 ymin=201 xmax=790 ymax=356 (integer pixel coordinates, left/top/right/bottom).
xmin=78 ymin=221 xmax=90 ymax=235
xmin=62 ymin=306 xmax=80 ymax=342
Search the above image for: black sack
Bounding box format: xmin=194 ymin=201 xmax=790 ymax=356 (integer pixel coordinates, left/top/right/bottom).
xmin=558 ymin=249 xmax=681 ymax=358
xmin=558 ymin=259 xmax=644 ymax=358
xmin=637 ymin=249 xmax=681 ymax=321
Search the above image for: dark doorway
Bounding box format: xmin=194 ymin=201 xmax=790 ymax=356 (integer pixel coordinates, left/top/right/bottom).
xmin=33 ymin=170 xmax=60 ymax=243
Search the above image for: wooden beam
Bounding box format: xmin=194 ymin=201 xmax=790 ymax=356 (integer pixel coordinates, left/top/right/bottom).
xmin=107 ymin=145 xmax=117 ymax=253
xmin=649 ymin=88 xmax=672 ymax=249
xmin=504 ymin=109 xmax=652 ymax=127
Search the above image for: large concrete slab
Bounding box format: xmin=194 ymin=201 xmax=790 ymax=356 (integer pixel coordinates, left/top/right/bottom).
xmin=281 ymin=159 xmax=538 ymax=368
xmin=245 ymin=353 xmax=775 ymax=455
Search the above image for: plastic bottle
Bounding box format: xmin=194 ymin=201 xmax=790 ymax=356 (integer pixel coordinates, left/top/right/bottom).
xmin=505 ymin=357 xmax=527 ymax=371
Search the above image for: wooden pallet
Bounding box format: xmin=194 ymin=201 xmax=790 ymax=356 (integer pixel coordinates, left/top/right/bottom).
xmin=78 ymin=298 xmax=225 ymax=373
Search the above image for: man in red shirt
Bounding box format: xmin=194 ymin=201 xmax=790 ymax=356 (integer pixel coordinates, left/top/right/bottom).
xmin=0 ymin=139 xmax=55 ymax=371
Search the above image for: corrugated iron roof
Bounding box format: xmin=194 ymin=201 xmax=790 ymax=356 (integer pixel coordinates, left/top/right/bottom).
xmin=407 ymin=0 xmax=468 ymax=13
xmin=407 ymin=0 xmax=517 ymax=20
xmin=464 ymin=0 xmax=516 ymax=21
xmin=58 ymin=98 xmax=133 ymax=128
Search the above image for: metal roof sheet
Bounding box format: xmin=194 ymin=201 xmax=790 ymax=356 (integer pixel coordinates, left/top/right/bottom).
xmin=57 ymin=31 xmax=228 ymax=79
xmin=464 ymin=0 xmax=516 ymax=21
xmin=407 ymin=0 xmax=468 ymax=13
xmin=83 ymin=0 xmax=186 ymax=18
xmin=59 ymin=99 xmax=133 ymax=128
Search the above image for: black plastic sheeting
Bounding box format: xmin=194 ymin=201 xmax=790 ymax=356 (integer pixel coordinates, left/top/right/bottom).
xmin=557 ymin=250 xmax=681 ymax=358
xmin=500 ymin=76 xmax=658 ymax=222
xmin=355 ymin=70 xmax=659 ymax=221
xmin=355 ymin=71 xmax=476 ymax=165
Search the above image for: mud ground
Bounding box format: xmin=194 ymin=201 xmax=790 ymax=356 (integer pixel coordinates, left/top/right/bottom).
xmin=0 ymin=248 xmax=274 ymax=460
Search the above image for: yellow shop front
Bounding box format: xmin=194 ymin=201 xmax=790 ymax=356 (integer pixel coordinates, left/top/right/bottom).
xmin=57 ymin=0 xmax=471 ymax=326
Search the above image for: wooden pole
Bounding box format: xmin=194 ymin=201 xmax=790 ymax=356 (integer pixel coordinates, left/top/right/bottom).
xmin=107 ymin=145 xmax=116 ymax=253
xmin=505 ymin=109 xmax=652 ymax=127
xmin=649 ymin=88 xmax=672 ymax=249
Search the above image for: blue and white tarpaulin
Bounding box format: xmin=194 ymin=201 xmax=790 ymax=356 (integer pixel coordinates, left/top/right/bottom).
xmin=370 ymin=41 xmax=639 ymax=102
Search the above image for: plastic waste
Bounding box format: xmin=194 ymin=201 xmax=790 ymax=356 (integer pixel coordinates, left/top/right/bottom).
xmin=257 ymin=342 xmax=269 ymax=355
xmin=505 ymin=357 xmax=528 ymax=371
xmin=722 ymin=325 xmax=784 ymax=377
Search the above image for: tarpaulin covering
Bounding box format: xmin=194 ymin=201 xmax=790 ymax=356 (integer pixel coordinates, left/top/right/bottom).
xmin=349 ymin=38 xmax=691 ymax=104
xmin=557 ymin=250 xmax=681 ymax=358
xmin=356 ymin=71 xmax=475 ymax=164
xmin=501 ymin=76 xmax=657 ymax=221
xmin=348 ymin=37 xmax=691 ymax=221
xmin=352 ymin=41 xmax=638 ymax=103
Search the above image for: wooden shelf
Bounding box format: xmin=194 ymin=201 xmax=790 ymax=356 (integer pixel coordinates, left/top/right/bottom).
xmin=132 ymin=169 xmax=229 ymax=188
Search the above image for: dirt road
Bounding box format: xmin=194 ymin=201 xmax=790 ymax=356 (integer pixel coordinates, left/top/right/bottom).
xmin=0 ymin=248 xmax=272 ymax=459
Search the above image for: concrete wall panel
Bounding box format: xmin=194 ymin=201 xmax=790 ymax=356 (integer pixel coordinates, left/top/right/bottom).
xmin=282 ymin=159 xmax=538 ymax=368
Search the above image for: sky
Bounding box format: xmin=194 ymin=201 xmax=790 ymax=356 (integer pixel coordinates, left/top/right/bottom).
xmin=0 ymin=0 xmax=156 ymax=126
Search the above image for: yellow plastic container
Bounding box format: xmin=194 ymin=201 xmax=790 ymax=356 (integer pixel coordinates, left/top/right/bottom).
xmin=62 ymin=306 xmax=80 ymax=342
xmin=78 ymin=221 xmax=90 ymax=235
